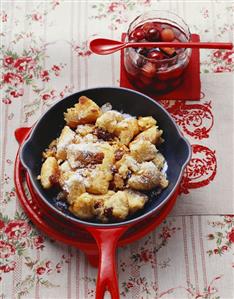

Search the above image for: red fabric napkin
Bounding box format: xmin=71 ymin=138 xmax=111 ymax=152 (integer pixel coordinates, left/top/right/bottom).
xmin=120 ymin=33 xmax=201 ymax=101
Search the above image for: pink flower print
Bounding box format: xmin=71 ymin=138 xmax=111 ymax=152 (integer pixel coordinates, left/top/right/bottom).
xmin=207 ymin=233 xmax=215 ymax=240
xmin=140 ymin=250 xmax=152 ymax=262
xmin=213 ymin=50 xmax=222 ymax=58
xmin=0 ymin=261 xmax=16 ymax=273
xmin=3 ymin=72 xmax=23 ymax=86
xmin=36 ymin=266 xmax=46 ymax=275
xmin=14 ymin=57 xmax=29 ymax=71
xmin=222 ymin=51 xmax=233 ymax=65
xmin=3 ymin=56 xmax=14 ymax=66
xmin=108 ymin=2 xmax=121 ymax=12
xmin=0 ymin=220 xmax=5 ymax=230
xmin=126 ymin=282 xmax=134 ymax=289
xmin=227 ymin=228 xmax=234 ymax=243
xmin=5 ymin=220 xmax=31 ymax=240
xmin=31 ymin=13 xmax=42 ymax=21
xmin=2 ymin=98 xmax=12 ymax=104
xmin=33 ymin=236 xmax=45 ymax=249
xmin=159 ymin=227 xmax=171 ymax=240
xmin=52 ymin=0 xmax=60 ymax=9
xmin=51 ymin=65 xmax=61 ymax=76
xmin=213 ymin=249 xmax=219 ymax=254
xmin=222 ymin=50 xmax=233 ymax=61
xmin=40 ymin=70 xmax=50 ymax=82
xmin=42 ymin=93 xmax=51 ymax=101
xmin=1 ymin=12 xmax=7 ymax=22
xmin=214 ymin=66 xmax=225 ymax=73
xmin=221 ymin=245 xmax=228 ymax=251
xmin=45 ymin=261 xmax=52 ymax=268
xmin=0 ymin=241 xmax=16 ymax=258
xmin=10 ymin=88 xmax=24 ymax=98
xmin=56 ymin=263 xmax=62 ymax=273
xmin=201 ymin=8 xmax=209 ymax=18
xmin=14 ymin=57 xmax=35 ymax=72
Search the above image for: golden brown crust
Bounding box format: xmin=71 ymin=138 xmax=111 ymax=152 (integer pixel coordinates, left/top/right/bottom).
xmin=69 ymin=192 xmax=95 ymax=219
xmin=138 ymin=116 xmax=157 ymax=131
xmin=130 ymin=139 xmax=158 ymax=162
xmin=76 ymin=124 xmax=95 ymax=136
xmin=40 ymin=96 xmax=169 ymax=223
xmin=134 ymin=125 xmax=163 ymax=145
xmin=40 ymin=157 xmax=59 ymax=189
xmin=56 ymin=126 xmax=75 ymax=160
xmin=96 ymin=110 xmax=124 ymax=133
xmin=93 ymin=191 xmax=129 ymax=222
xmin=113 ymin=173 xmax=125 ymax=189
xmin=127 ymin=162 xmax=161 ymax=190
xmin=123 ymin=189 xmax=148 ymax=214
xmin=114 ymin=118 xmax=139 ymax=145
xmin=42 ymin=139 xmax=57 ymax=159
xmin=64 ymin=96 xmax=101 ymax=128
xmin=86 ymin=169 xmax=112 ymax=195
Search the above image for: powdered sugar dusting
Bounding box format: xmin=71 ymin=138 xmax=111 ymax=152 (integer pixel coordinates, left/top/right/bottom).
xmin=57 ymin=128 xmax=75 ymax=152
xmin=101 ymin=102 xmax=112 ymax=113
xmin=162 ymin=161 xmax=168 ymax=176
xmin=67 ymin=142 xmax=100 ymax=153
xmin=64 ymin=170 xmax=90 ymax=191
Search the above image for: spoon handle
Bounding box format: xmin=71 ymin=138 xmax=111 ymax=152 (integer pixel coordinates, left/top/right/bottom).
xmin=126 ymin=42 xmax=233 ymax=50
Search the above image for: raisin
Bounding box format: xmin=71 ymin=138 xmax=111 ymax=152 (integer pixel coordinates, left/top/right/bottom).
xmin=49 ymin=171 xmax=60 ymax=185
xmin=114 ymin=149 xmax=125 ymax=161
xmin=94 ymin=128 xmax=115 ymax=141
xmin=94 ymin=202 xmax=101 ymax=209
xmin=75 ymin=151 xmax=104 ymax=166
xmin=104 ymin=207 xmax=113 ymax=218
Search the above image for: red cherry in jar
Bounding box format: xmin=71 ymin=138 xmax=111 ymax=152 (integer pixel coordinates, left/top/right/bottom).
xmin=161 ymin=28 xmax=175 ymax=42
xmin=142 ymin=22 xmax=155 ymax=33
xmin=130 ymin=27 xmax=145 ymax=41
xmin=145 ymin=28 xmax=160 ymax=41
xmin=147 ymin=50 xmax=164 ymax=60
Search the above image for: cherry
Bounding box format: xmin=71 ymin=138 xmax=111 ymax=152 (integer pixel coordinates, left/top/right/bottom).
xmin=145 ymin=28 xmax=160 ymax=41
xmin=131 ymin=27 xmax=145 ymax=41
xmin=142 ymin=22 xmax=155 ymax=34
xmin=141 ymin=62 xmax=157 ymax=78
xmin=160 ymin=47 xmax=176 ymax=57
xmin=147 ymin=50 xmax=164 ymax=60
xmin=157 ymin=67 xmax=183 ymax=81
xmin=161 ymin=28 xmax=175 ymax=42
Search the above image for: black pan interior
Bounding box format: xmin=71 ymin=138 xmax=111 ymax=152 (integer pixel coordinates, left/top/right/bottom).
xmin=20 ymin=87 xmax=191 ymax=227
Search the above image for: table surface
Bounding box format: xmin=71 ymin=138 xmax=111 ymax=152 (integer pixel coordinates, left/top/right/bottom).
xmin=1 ymin=1 xmax=233 ymax=298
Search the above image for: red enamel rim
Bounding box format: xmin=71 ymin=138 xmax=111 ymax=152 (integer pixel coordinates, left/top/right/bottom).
xmin=14 ymin=127 xmax=179 ymax=249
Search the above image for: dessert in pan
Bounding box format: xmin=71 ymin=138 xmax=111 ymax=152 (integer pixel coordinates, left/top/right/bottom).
xmin=39 ymin=96 xmax=169 ymax=223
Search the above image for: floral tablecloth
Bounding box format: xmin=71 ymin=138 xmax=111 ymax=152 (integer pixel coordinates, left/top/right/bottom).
xmin=0 ymin=1 xmax=233 ymax=298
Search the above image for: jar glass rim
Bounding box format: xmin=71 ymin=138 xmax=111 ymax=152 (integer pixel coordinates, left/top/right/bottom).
xmin=126 ymin=10 xmax=191 ymax=63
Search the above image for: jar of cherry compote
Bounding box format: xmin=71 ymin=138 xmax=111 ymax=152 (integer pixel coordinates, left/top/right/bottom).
xmin=124 ymin=11 xmax=192 ymax=93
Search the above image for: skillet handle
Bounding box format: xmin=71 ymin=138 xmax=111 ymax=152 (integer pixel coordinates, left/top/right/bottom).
xmin=15 ymin=127 xmax=31 ymax=145
xmin=87 ymin=226 xmax=128 ymax=299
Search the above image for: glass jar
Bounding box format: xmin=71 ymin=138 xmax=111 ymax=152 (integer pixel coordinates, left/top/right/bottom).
xmin=124 ymin=11 xmax=192 ymax=93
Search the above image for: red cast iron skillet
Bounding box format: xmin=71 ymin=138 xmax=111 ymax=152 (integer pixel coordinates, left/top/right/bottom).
xmin=14 ymin=128 xmax=179 ymax=267
xmin=20 ymin=87 xmax=191 ymax=299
